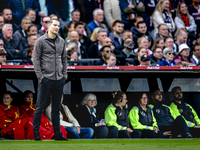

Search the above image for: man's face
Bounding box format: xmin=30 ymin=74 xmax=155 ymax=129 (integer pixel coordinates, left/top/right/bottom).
xmin=158 ymin=25 xmax=169 ymax=37
xmin=28 ymin=35 xmax=37 ymax=47
xmin=22 ymin=19 xmax=31 ymax=31
xmin=124 ymin=39 xmax=134 ymax=50
xmin=102 ymin=47 xmax=112 ymax=56
xmin=71 ymin=11 xmax=80 ymax=22
xmin=193 ymin=45 xmax=200 ymax=58
xmin=153 ymin=48 xmax=163 ymax=60
xmin=27 ymin=10 xmax=36 ymax=22
xmin=137 ymin=23 xmax=147 ymax=34
xmin=0 ymin=16 xmax=4 ymax=30
xmin=0 ymin=55 xmax=6 ymax=65
xmin=177 ymin=32 xmax=188 ymax=44
xmin=3 ymin=26 xmax=13 ymax=38
xmin=173 ymin=88 xmax=183 ymax=101
xmin=42 ymin=17 xmax=50 ymax=30
xmin=122 ymin=32 xmax=133 ymax=41
xmin=102 ymin=38 xmax=112 ymax=46
xmin=94 ymin=12 xmax=104 ymax=23
xmin=48 ymin=20 xmax=60 ymax=35
xmin=153 ymin=90 xmax=163 ymax=102
xmin=97 ymin=31 xmax=107 ymax=44
xmin=75 ymin=25 xmax=84 ymax=35
xmin=113 ymin=23 xmax=124 ymax=34
xmin=3 ymin=9 xmax=12 ymax=22
xmin=164 ymin=38 xmax=174 ymax=48
xmin=69 ymin=31 xmax=79 ymax=42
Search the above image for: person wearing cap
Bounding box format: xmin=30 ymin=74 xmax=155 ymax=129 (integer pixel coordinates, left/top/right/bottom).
xmin=174 ymin=43 xmax=195 ymax=65
xmin=158 ymin=47 xmax=175 ymax=66
xmin=0 ymin=47 xmax=7 ymax=65
xmin=139 ymin=54 xmax=151 ymax=66
xmin=191 ymin=43 xmax=200 ymax=65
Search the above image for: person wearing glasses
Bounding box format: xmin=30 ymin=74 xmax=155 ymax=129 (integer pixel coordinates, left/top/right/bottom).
xmin=95 ymin=45 xmax=114 ymax=65
xmin=75 ymin=93 xmax=109 ymax=138
xmin=128 ymin=93 xmax=164 ymax=138
xmin=149 ymin=46 xmax=163 ymax=65
xmin=115 ymin=37 xmax=135 ymax=65
xmin=105 ymin=91 xmax=141 ymax=138
xmin=191 ymin=43 xmax=200 ymax=66
xmin=38 ymin=16 xmax=51 ymax=36
xmin=158 ymin=47 xmax=175 ymax=66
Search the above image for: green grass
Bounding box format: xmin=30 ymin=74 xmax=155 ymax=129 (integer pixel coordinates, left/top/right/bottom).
xmin=0 ymin=139 xmax=200 ymax=150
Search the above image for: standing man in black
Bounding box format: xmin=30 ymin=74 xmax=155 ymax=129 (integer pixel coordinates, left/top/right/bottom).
xmin=33 ymin=18 xmax=67 ymax=141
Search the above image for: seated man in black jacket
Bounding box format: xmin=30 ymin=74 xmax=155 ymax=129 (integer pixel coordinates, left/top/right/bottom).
xmin=94 ymin=45 xmax=112 ymax=65
xmin=2 ymin=24 xmax=25 ymax=61
xmin=74 ymin=21 xmax=92 ymax=58
xmin=115 ymin=37 xmax=135 ymax=65
xmin=149 ymin=89 xmax=192 ymax=138
xmin=88 ymin=29 xmax=107 ymax=58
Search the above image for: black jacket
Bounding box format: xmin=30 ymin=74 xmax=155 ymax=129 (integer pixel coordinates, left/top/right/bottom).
xmin=88 ymin=41 xmax=102 ymax=58
xmin=80 ymin=35 xmax=92 ymax=58
xmin=138 ymin=105 xmax=154 ymax=126
xmin=75 ymin=105 xmax=100 ymax=128
xmin=173 ymin=101 xmax=196 ymax=124
xmin=150 ymin=102 xmax=174 ymax=128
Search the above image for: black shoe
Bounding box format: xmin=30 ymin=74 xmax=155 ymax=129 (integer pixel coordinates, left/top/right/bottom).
xmin=34 ymin=138 xmax=42 ymax=141
xmin=184 ymin=132 xmax=193 ymax=138
xmin=55 ymin=135 xmax=68 ymax=141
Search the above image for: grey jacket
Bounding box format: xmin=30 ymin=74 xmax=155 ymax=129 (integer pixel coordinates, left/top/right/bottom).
xmin=33 ymin=33 xmax=67 ymax=81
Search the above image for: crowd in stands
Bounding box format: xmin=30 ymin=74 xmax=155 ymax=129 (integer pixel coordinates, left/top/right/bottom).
xmin=0 ymin=0 xmax=200 ymax=66
xmin=1 ymin=86 xmax=200 ymax=139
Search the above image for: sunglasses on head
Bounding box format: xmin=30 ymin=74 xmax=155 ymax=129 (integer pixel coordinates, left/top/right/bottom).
xmin=98 ymin=29 xmax=107 ymax=33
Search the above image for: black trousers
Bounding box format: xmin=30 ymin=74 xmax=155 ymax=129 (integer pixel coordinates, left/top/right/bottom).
xmin=108 ymin=126 xmax=141 ymax=138
xmin=159 ymin=116 xmax=190 ymax=137
xmin=33 ymin=77 xmax=65 ymax=139
xmin=93 ymin=125 xmax=109 ymax=138
xmin=189 ymin=127 xmax=200 ymax=138
xmin=134 ymin=129 xmax=165 ymax=138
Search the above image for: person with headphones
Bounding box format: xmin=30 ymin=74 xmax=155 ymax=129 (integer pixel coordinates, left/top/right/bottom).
xmin=104 ymin=91 xmax=141 ymax=138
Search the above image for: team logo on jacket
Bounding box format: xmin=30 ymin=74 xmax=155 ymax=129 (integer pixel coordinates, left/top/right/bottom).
xmin=179 ymin=109 xmax=183 ymax=113
xmin=141 ymin=112 xmax=145 ymax=116
xmin=117 ymin=112 xmax=122 ymax=116
xmin=156 ymin=109 xmax=160 ymax=113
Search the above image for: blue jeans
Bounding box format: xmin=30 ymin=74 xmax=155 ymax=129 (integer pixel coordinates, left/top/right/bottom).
xmin=65 ymin=127 xmax=94 ymax=139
